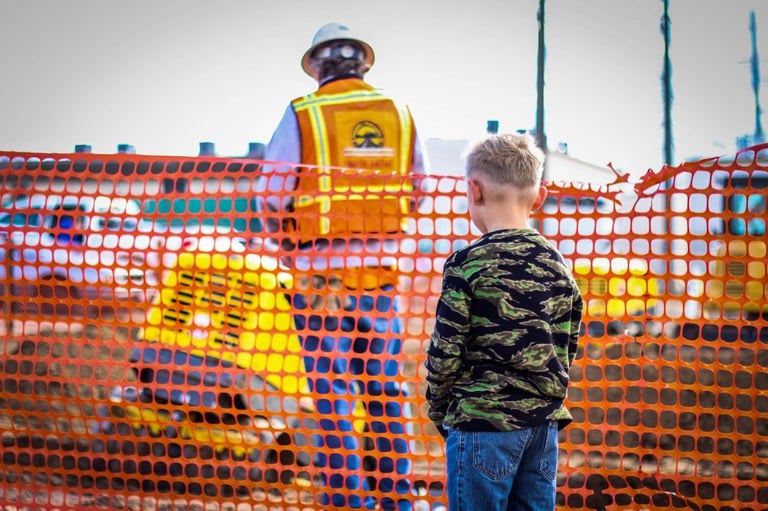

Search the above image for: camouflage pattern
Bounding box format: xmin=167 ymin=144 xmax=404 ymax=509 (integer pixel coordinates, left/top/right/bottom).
xmin=425 ymin=228 xmax=583 ymax=433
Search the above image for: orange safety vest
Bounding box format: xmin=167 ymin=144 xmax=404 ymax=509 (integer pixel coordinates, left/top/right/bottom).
xmin=290 ymin=77 xmax=416 ymax=237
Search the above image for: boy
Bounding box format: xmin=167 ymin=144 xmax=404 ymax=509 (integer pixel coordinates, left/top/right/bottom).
xmin=425 ymin=133 xmax=583 ymax=510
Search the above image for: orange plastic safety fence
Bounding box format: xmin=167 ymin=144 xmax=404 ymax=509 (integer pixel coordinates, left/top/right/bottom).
xmin=0 ymin=147 xmax=766 ymax=511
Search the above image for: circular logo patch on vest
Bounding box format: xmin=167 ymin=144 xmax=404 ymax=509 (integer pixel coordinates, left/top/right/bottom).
xmin=352 ymin=121 xmax=384 ymax=148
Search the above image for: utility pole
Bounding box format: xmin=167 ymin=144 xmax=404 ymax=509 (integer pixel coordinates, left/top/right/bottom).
xmin=661 ymin=0 xmax=674 ymax=166
xmin=750 ymin=10 xmax=765 ymax=144
xmin=536 ymin=0 xmax=548 ymax=179
xmin=737 ymin=10 xmax=765 ymax=150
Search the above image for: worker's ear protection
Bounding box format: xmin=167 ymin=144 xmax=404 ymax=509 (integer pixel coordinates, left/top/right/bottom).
xmin=313 ymin=42 xmax=365 ymax=61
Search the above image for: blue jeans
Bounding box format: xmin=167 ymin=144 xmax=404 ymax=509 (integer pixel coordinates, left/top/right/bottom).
xmin=445 ymin=422 xmax=559 ymax=511
xmin=293 ymin=281 xmax=413 ymax=510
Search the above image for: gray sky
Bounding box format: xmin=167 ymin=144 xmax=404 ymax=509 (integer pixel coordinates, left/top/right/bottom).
xmin=1 ymin=0 xmax=766 ymax=177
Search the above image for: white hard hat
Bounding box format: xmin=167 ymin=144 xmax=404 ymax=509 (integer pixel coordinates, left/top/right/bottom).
xmin=301 ymin=22 xmax=375 ymax=78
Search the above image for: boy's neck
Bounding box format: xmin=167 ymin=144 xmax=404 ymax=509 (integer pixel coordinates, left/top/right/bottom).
xmin=483 ymin=221 xmax=531 ymax=233
xmin=481 ymin=205 xmax=532 ymax=233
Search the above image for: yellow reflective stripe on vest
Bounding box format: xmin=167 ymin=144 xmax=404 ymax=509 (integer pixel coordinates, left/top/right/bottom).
xmin=292 ymin=89 xmax=387 ymax=111
xmin=297 ymin=104 xmax=331 ymax=215
xmin=293 ymin=87 xmax=411 ymax=217
xmin=297 ymin=90 xmax=389 ymax=210
xmin=296 ymin=89 xmax=389 ymax=167
xmin=396 ymin=104 xmax=412 ymax=172
xmin=307 ymin=102 xmax=332 ymax=169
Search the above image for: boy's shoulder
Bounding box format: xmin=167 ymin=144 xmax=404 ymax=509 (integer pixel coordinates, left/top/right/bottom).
xmin=449 ymin=229 xmax=567 ymax=269
xmin=446 ymin=232 xmax=516 ymax=269
xmin=447 ymin=235 xmax=491 ymax=264
xmin=458 ymin=229 xmax=551 ymax=253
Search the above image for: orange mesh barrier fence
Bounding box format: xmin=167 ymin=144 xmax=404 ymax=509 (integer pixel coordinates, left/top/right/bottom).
xmin=0 ymin=146 xmax=767 ymax=511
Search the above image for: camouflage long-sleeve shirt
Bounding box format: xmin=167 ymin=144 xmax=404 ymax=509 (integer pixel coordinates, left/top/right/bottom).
xmin=425 ymin=228 xmax=583 ymax=434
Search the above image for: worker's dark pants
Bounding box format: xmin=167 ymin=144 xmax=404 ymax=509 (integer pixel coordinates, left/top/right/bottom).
xmin=292 ymin=277 xmax=413 ymax=510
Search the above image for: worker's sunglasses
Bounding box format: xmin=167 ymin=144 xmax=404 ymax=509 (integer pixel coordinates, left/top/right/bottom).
xmin=313 ymin=43 xmax=364 ymax=61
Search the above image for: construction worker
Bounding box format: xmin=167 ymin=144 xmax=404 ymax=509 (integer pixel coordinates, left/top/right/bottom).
xmin=262 ymin=21 xmax=428 ymax=510
xmin=264 ymin=21 xmax=427 ymax=176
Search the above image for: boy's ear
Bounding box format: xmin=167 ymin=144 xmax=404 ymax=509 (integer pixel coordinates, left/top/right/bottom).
xmin=532 ymin=185 xmax=548 ymax=211
xmin=468 ymin=178 xmax=483 ymax=205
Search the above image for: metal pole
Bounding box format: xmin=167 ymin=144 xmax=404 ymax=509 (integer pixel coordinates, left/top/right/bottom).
xmin=536 ymin=0 xmax=548 ymax=179
xmin=661 ymin=0 xmax=673 ymax=166
xmin=750 ymin=11 xmax=765 ymax=143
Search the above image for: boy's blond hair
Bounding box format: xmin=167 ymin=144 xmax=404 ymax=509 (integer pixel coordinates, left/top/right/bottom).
xmin=465 ymin=133 xmax=545 ymax=190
